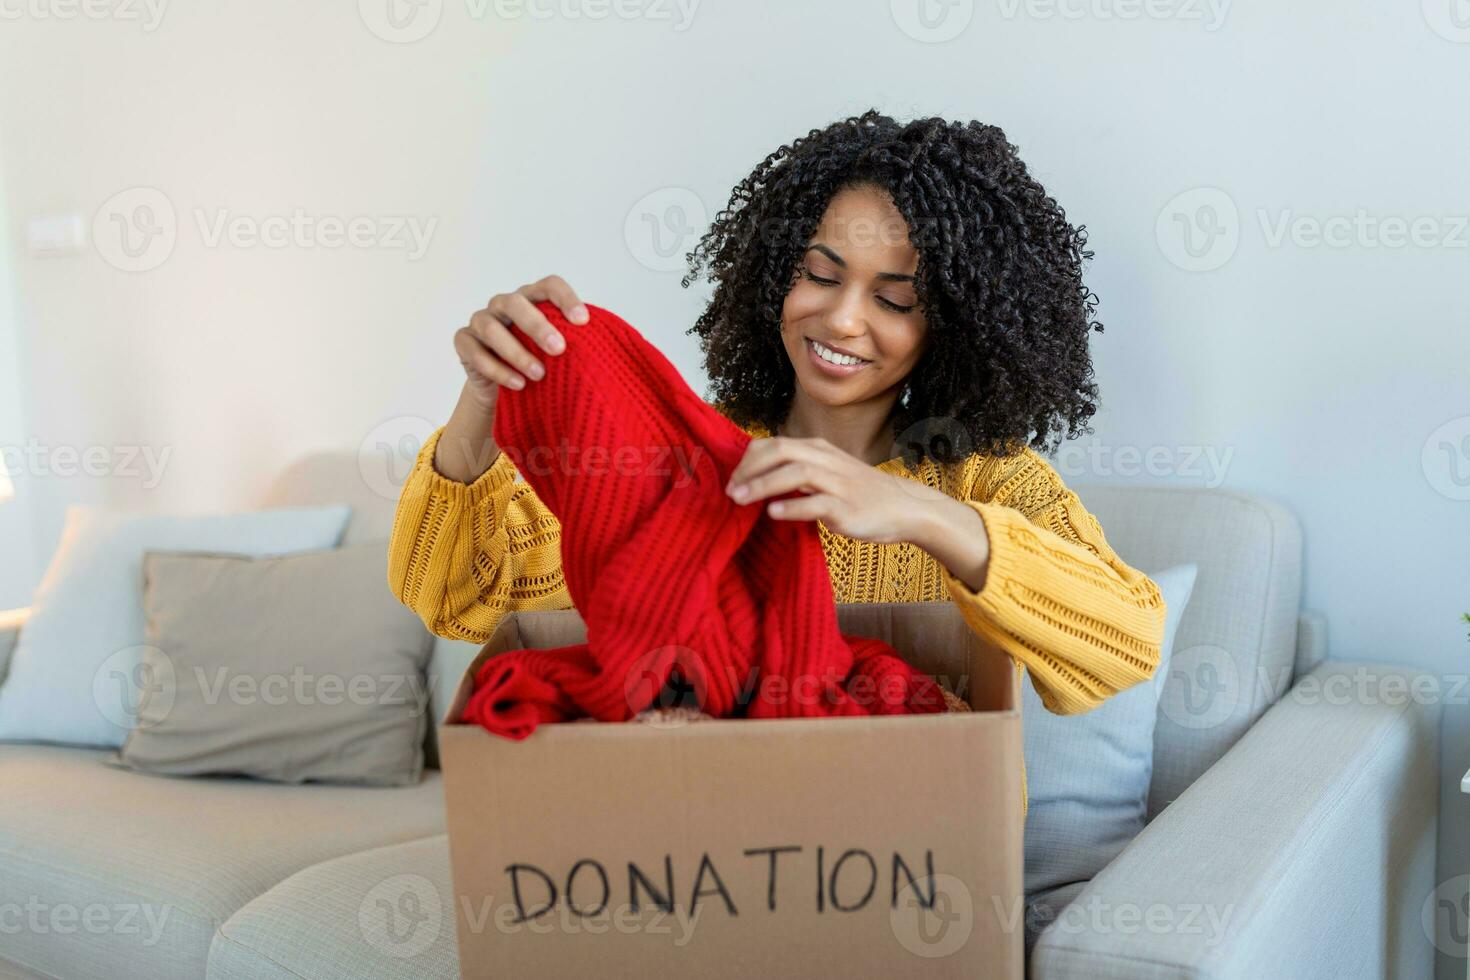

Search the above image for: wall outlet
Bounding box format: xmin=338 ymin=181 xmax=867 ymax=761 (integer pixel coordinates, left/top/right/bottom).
xmin=26 ymin=215 xmax=85 ymax=256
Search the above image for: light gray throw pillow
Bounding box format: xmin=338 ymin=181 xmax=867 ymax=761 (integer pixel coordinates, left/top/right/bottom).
xmin=0 ymin=504 xmax=351 ymax=747
xmin=116 ymin=542 xmax=434 ymax=786
xmin=1022 ymin=563 xmax=1199 ymax=951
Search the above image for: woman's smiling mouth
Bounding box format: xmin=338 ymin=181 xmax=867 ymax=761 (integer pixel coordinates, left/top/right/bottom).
xmin=805 ymin=337 xmax=872 ymax=377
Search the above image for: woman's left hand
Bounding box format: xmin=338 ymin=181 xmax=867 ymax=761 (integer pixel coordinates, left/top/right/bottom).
xmin=725 ymin=435 xmax=944 ymax=545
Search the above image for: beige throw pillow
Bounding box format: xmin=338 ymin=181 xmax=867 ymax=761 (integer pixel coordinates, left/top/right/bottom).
xmin=117 ymin=543 xmax=433 ymax=786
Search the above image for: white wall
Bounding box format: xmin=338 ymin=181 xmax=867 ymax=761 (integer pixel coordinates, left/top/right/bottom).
xmin=0 ymin=143 xmax=37 ymax=605
xmin=1 ymin=1 xmax=1467 ymax=972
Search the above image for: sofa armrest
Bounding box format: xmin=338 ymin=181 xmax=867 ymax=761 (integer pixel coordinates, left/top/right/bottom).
xmin=1030 ymin=660 xmax=1441 ymax=980
xmin=0 ymin=607 xmax=29 ymax=682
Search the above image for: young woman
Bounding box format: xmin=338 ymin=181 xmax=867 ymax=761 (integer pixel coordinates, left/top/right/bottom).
xmin=388 ymin=111 xmax=1166 ymax=770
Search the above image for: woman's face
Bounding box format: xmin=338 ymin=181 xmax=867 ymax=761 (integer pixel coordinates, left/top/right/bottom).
xmin=780 ymin=183 xmax=930 ymax=409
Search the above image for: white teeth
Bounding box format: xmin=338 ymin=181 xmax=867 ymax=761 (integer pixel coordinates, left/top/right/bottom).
xmin=810 ymin=339 xmax=865 ymax=367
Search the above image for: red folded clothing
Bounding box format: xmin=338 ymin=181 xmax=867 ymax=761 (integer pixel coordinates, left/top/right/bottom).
xmin=461 ymin=302 xmax=944 ymax=738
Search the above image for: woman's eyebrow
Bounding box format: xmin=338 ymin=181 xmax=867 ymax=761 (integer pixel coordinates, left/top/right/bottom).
xmin=806 ymin=244 xmax=916 ymax=283
xmin=807 ymin=244 xmax=847 ymax=267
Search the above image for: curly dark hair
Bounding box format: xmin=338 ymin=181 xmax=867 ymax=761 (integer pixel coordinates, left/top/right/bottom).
xmin=682 ymin=109 xmax=1103 ymax=469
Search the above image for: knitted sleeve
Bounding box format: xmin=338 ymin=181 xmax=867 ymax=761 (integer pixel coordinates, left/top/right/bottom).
xmin=387 ymin=425 xmax=571 ymax=641
xmin=941 ymin=447 xmax=1167 ymax=716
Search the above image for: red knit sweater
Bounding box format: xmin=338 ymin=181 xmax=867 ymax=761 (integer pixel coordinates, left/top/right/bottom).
xmin=461 ymin=303 xmax=944 ymax=739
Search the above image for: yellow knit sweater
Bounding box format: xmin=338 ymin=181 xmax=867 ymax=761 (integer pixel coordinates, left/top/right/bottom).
xmin=388 ymin=417 xmax=1168 ymax=816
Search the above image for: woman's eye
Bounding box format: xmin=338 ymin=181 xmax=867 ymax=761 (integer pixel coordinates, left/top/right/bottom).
xmin=800 ymin=265 xmax=916 ymax=313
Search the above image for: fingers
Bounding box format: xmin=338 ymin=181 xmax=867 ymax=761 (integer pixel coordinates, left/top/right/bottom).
xmin=455 ymin=277 xmax=588 ymax=396
xmin=728 ymin=459 xmax=834 ymax=506
xmin=455 ymin=326 xmax=526 ymax=390
xmin=518 ymin=275 xmax=589 ymax=326
xmin=765 ymin=492 xmax=839 ymax=521
xmin=488 ymin=292 xmax=565 ymax=357
xmin=726 ymin=436 xmax=833 ymax=492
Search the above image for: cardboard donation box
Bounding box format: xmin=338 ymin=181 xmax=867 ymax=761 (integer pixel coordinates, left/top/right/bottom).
xmin=438 ymin=601 xmax=1024 ymax=979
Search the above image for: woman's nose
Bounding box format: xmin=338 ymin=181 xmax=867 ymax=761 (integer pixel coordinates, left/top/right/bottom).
xmin=824 ymin=286 xmax=866 ymax=338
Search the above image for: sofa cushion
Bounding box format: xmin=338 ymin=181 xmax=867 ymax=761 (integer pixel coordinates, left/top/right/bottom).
xmin=1072 ymin=485 xmax=1303 ymax=820
xmin=0 ymin=503 xmax=350 ymax=748
xmin=118 ymin=544 xmax=434 ymax=786
xmin=0 ymin=744 xmax=445 ymax=980
xmin=209 ymin=835 xmax=458 ymax=980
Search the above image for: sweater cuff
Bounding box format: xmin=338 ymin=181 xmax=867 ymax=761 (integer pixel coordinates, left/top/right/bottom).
xmin=412 ymin=426 xmax=518 ymax=507
xmin=940 ymin=499 xmax=1024 ymax=613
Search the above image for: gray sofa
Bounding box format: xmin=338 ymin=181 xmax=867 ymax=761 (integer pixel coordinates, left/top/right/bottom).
xmin=0 ymin=453 xmax=1441 ymax=979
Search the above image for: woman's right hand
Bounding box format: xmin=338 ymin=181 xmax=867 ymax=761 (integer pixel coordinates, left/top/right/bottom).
xmin=454 ymin=275 xmax=589 ymax=413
